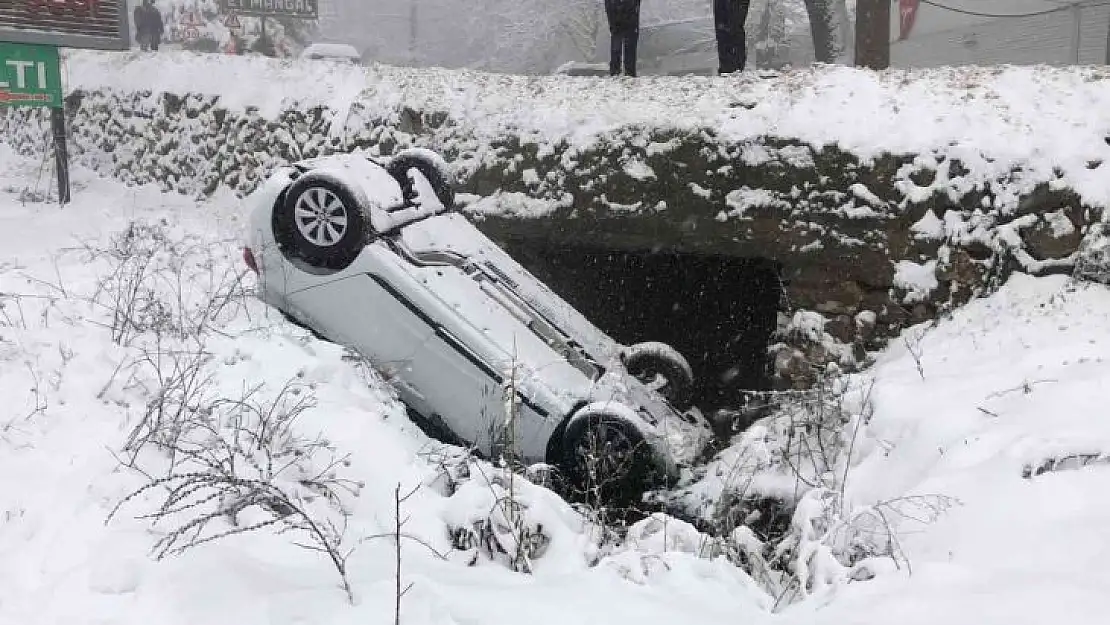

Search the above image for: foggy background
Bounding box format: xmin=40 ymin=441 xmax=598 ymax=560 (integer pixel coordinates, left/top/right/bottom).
xmin=154 ymin=0 xmax=1110 ymax=75
xmin=311 ymin=0 xmax=1110 ymax=73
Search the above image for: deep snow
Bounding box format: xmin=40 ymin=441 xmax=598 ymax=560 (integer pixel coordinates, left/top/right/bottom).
xmin=3 ymin=142 xmax=1110 ymax=625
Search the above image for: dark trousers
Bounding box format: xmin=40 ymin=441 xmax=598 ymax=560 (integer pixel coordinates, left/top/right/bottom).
xmin=608 ymin=27 xmax=639 ymax=76
xmin=138 ymin=30 xmax=161 ymax=51
xmin=714 ymin=0 xmax=751 ymax=74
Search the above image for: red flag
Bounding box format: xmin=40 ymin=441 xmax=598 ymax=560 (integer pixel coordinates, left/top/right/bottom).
xmin=899 ymin=0 xmax=920 ymax=41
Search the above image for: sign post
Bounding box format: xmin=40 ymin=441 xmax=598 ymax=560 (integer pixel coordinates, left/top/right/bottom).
xmin=1 ymin=0 xmax=131 ymax=205
xmin=181 ymin=11 xmax=203 ymax=43
xmin=0 ymin=42 xmax=68 ymax=203
xmin=51 ymin=100 xmax=70 ymax=204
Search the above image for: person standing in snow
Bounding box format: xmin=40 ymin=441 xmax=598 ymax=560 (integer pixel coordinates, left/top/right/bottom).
xmin=145 ymin=1 xmax=165 ymax=52
xmin=604 ymin=0 xmax=642 ymax=77
xmin=133 ymin=1 xmax=149 ymax=50
xmin=713 ymin=0 xmax=751 ymax=74
xmin=134 ymin=0 xmax=165 ymax=52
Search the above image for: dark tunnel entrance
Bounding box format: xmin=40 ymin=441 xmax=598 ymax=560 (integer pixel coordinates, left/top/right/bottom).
xmin=501 ymin=240 xmax=783 ymax=415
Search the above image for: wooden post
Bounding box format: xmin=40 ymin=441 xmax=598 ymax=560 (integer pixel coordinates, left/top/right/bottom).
xmin=854 ymin=0 xmax=891 ymax=70
xmin=50 ymin=107 xmax=71 ymax=205
xmin=1105 ymin=5 xmax=1110 ymax=63
xmin=409 ymin=0 xmax=418 ymax=64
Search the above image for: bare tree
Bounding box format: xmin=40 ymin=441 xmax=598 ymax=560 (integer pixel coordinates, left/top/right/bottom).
xmin=853 ymin=0 xmax=890 ymax=69
xmin=803 ymin=0 xmax=853 ymax=63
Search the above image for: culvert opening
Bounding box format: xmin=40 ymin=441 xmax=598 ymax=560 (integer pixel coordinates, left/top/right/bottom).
xmin=501 ymin=240 xmax=783 ymax=416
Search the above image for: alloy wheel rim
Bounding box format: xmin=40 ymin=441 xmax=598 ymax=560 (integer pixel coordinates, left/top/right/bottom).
xmin=294 ymin=187 xmax=348 ymax=247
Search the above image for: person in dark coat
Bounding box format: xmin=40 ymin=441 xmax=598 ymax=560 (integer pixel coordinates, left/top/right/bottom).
xmin=604 ymin=0 xmax=641 ymax=77
xmin=133 ymin=2 xmax=148 ymax=50
xmin=714 ymin=0 xmax=751 ymax=74
xmin=134 ymin=0 xmax=164 ymax=51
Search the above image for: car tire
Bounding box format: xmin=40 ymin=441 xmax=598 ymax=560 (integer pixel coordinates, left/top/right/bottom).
xmin=622 ymin=341 xmax=696 ymax=411
xmin=561 ymin=408 xmax=661 ymax=507
xmin=385 ymin=149 xmax=456 ymax=209
xmin=273 ymin=171 xmax=374 ymax=271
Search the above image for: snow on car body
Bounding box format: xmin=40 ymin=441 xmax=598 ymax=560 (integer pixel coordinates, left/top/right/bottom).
xmin=243 ymin=150 xmax=711 ymax=493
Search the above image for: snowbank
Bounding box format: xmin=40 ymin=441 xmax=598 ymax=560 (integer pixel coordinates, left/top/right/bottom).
xmin=665 ymin=270 xmax=1110 ymax=623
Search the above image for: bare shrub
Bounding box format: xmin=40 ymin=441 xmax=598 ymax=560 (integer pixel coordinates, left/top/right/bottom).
xmin=84 ymin=220 xmax=248 ymax=346
xmin=121 ymin=341 xmax=216 ymax=465
xmin=902 ymin=326 xmax=927 ymax=380
xmin=0 ymin=292 xmax=30 ymax=329
xmin=107 ymin=378 xmax=365 ymax=603
xmin=1023 ymin=452 xmax=1110 ymax=479
xmin=380 ymin=484 xmax=444 ymax=625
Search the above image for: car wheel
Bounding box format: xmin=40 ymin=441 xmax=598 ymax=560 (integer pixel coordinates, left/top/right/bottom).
xmin=385 ymin=148 xmax=456 ymax=209
xmin=273 ymin=171 xmax=374 ymax=271
xmin=562 ymin=408 xmax=660 ymax=507
xmin=622 ymin=341 xmax=695 ymax=410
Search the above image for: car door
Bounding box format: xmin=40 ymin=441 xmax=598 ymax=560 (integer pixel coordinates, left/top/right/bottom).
xmin=288 ymin=272 xmax=433 ymax=390
xmin=286 ymin=266 xmax=509 ymax=454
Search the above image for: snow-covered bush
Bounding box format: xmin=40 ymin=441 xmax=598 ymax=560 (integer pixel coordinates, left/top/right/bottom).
xmin=424 ymin=445 xmax=606 ymax=573
xmin=656 ymin=364 xmax=957 ymax=606
xmin=768 ymin=488 xmax=960 ymax=605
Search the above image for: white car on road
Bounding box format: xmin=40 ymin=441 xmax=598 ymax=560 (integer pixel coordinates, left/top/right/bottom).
xmin=242 ymin=149 xmax=712 ymax=497
xmin=300 ymin=42 xmax=363 ymax=64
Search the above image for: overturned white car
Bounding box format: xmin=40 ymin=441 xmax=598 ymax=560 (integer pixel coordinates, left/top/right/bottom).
xmin=242 ymin=149 xmax=712 ymax=496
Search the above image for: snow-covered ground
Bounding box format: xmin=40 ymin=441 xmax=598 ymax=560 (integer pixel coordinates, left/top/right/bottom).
xmin=3 ymin=142 xmax=1109 ymax=624
xmin=779 ymin=272 xmax=1110 ymax=623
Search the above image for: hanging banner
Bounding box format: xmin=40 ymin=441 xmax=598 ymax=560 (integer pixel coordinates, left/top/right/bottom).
xmin=220 ymin=0 xmax=318 ymax=20
xmin=899 ymin=0 xmax=920 ymax=41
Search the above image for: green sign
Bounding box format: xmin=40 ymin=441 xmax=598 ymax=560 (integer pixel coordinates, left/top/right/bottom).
xmin=0 ymin=42 xmax=62 ymax=108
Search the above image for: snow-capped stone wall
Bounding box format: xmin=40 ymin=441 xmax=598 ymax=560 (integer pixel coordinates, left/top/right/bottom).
xmin=2 ymin=51 xmax=1107 ymax=389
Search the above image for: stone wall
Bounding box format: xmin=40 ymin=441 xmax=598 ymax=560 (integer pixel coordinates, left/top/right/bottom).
xmin=2 ymin=86 xmax=1103 ymax=391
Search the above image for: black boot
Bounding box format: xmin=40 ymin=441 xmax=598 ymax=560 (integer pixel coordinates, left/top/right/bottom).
xmin=624 ymin=28 xmax=639 ymax=76
xmin=609 ymin=32 xmax=624 ymax=76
